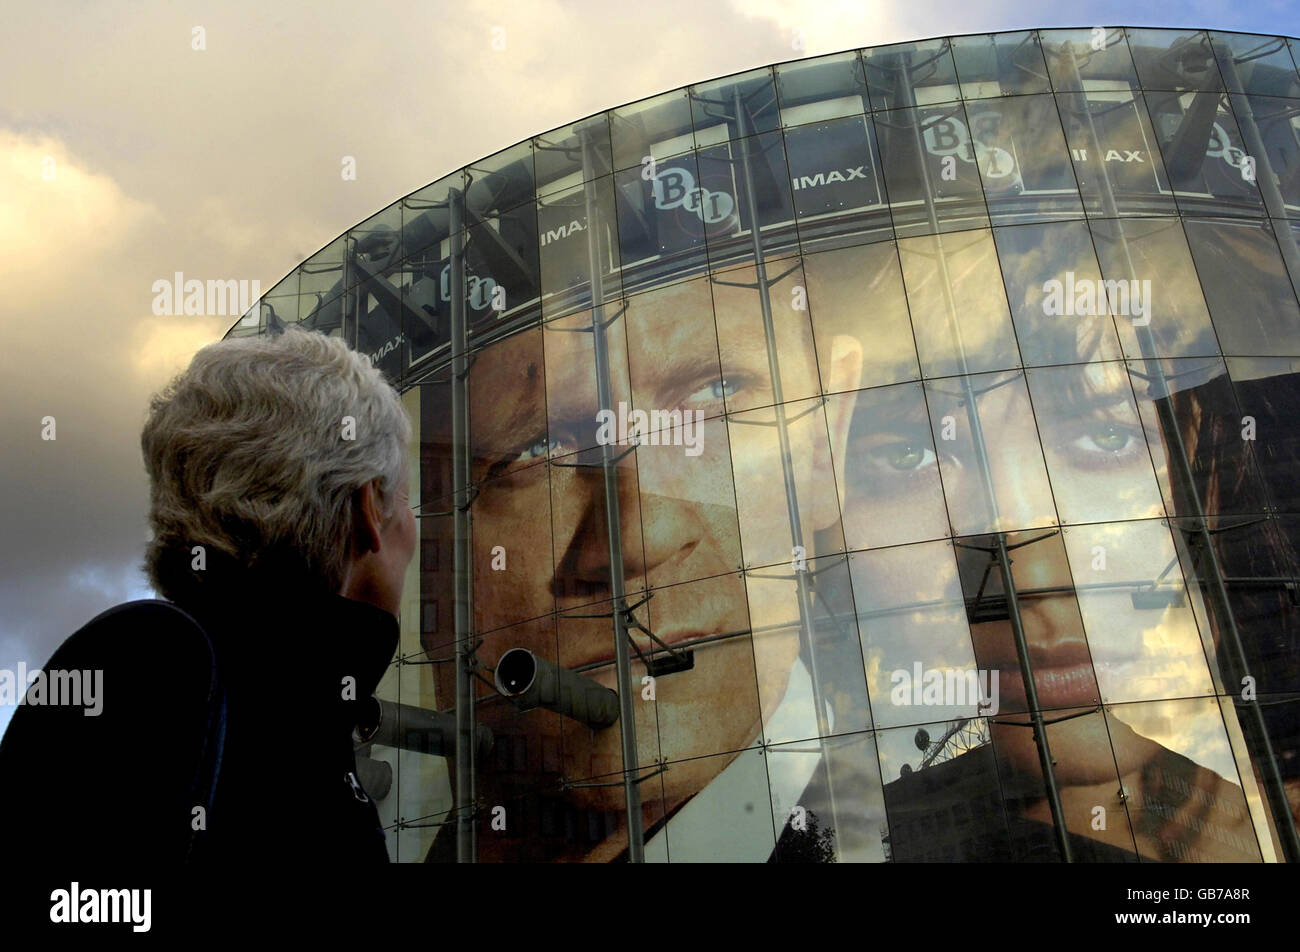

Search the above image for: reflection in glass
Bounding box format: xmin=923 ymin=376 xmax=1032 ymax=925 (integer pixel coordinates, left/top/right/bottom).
xmin=1144 ymin=90 xmax=1265 ymax=216
xmin=728 ymin=394 xmax=845 ymax=569
xmin=747 ymin=553 xmax=870 ymax=748
xmin=924 ymin=370 xmax=1058 ymax=535
xmin=898 ymin=229 xmax=1019 ymax=378
xmin=951 ymin=30 xmax=1051 ymax=99
xmin=851 ymin=541 xmax=979 ymax=730
xmin=1089 ymin=217 xmax=1219 ymax=359
xmin=538 ymin=176 xmax=623 ymax=318
xmin=876 ymin=102 xmax=990 ymax=237
xmin=966 ymin=93 xmax=1083 ymax=225
xmin=876 ymin=716 xmax=1013 ymax=861
xmin=863 ymin=39 xmax=961 ymax=111
xmin=994 ymin=219 xmax=1122 ymax=368
xmin=805 ymin=240 xmax=919 ymax=390
xmin=775 ymin=51 xmax=870 ymax=125
xmin=768 ymin=731 xmax=889 ymax=862
xmin=1127 ymin=29 xmax=1223 ymax=93
xmin=830 ymin=382 xmax=949 ymax=551
xmin=1027 ymin=362 xmax=1164 ymax=524
xmin=711 ymin=259 xmax=820 ymax=412
xmin=613 ymin=150 xmax=710 ymax=276
xmin=610 ymin=89 xmax=695 ymax=173
xmin=1054 ymin=89 xmax=1177 ymax=217
xmin=690 ymin=68 xmax=781 ymax=143
xmin=1106 ymin=697 xmax=1262 ymax=861
xmin=1185 ymin=218 xmax=1300 ymax=356
xmin=1237 ymin=93 xmax=1300 ymax=219
xmin=534 ymin=117 xmax=613 ymax=197
xmin=1128 ymin=356 xmax=1269 ymax=518
xmin=1062 ymin=521 xmax=1214 ymax=705
xmin=1040 ymin=28 xmax=1139 ymax=92
xmin=1227 ymin=357 xmax=1300 ymax=511
xmin=1211 ymin=32 xmax=1300 ymax=99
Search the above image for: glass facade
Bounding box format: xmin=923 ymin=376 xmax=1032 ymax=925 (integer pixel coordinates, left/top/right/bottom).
xmin=228 ymin=27 xmax=1300 ymax=863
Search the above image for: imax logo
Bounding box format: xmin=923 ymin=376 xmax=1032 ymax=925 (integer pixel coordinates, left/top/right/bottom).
xmin=540 ymin=220 xmax=586 ymax=247
xmin=790 ymin=166 xmax=868 ymax=190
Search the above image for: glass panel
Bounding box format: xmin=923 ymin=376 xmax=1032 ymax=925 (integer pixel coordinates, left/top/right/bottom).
xmin=711 ymin=258 xmax=820 ymax=412
xmin=298 ymin=235 xmax=347 ymax=328
xmin=862 ymin=39 xmax=961 ymax=112
xmin=1186 ymin=218 xmax=1300 ymax=356
xmin=542 ymin=303 xmax=633 ymax=459
xmin=1105 ymin=697 xmax=1262 ymax=861
xmin=775 ymin=51 xmax=870 ymax=125
xmin=1228 ymin=356 xmax=1300 ymax=511
xmin=898 ymin=228 xmax=1019 ymax=378
xmin=1211 ymin=32 xmax=1300 ymax=99
xmin=957 ymin=529 xmax=1101 ymax=714
xmin=625 ymin=275 xmax=726 ymax=423
xmin=537 ymin=176 xmax=622 ymax=319
xmin=657 ymin=746 xmax=776 ymax=862
xmin=951 ymin=31 xmax=1051 ymax=99
xmin=805 ymin=239 xmax=919 ymax=390
xmin=465 ymin=141 xmax=536 ymax=219
xmin=632 ymin=415 xmax=741 ymax=588
xmin=465 ymin=202 xmax=541 ymax=335
xmin=876 ymin=716 xmax=1014 ymax=860
xmin=784 ymin=114 xmax=887 ymax=231
xmin=1128 ymin=356 xmax=1270 ymax=517
xmin=990 ymin=708 xmax=1140 ymax=860
xmin=768 ymin=731 xmax=889 ymax=862
xmin=1127 ymin=28 xmax=1224 ymax=93
xmin=534 ymin=116 xmax=613 ymax=198
xmin=1089 ymin=217 xmax=1219 ymax=359
xmin=1235 ymin=93 xmax=1300 ymax=219
xmin=611 ymin=89 xmax=695 ymax=173
xmin=993 ymin=219 xmax=1123 ymax=368
xmin=876 ymin=101 xmax=990 ymax=237
xmin=403 ymin=171 xmax=463 ymax=264
xmin=1169 ymin=512 xmax=1300 ymax=698
xmin=689 ymin=68 xmax=780 ymax=142
xmin=547 ymin=437 xmax=647 ymax=607
xmin=1027 ymin=362 xmax=1164 ymax=524
xmin=701 ymin=131 xmax=798 ymax=270
xmin=829 ymin=382 xmax=950 ymax=551
xmin=1062 ymin=520 xmax=1214 ymax=704
xmin=349 ymin=200 xmax=404 ymax=288
xmin=746 ymin=553 xmax=871 ymax=746
xmin=1040 ymin=28 xmax=1138 ymax=92
xmin=355 ymin=261 xmax=408 ymax=382
xmin=553 ymin=594 xmax=659 ymax=775
xmin=967 ymin=93 xmax=1084 ymax=225
xmin=924 ymin=370 xmax=1058 ymax=535
xmin=728 ymin=394 xmax=845 ymax=569
xmin=1143 ymin=89 xmax=1266 ymax=217
xmin=851 ymin=540 xmax=980 ymax=730
xmin=1055 ymin=89 xmax=1177 ymax=217
xmin=613 ymin=150 xmax=710 ymax=280
xmin=471 ymin=457 xmax=556 ymax=634
xmin=638 ymin=572 xmax=762 ymax=778
xmin=469 ymin=326 xmax=547 ymax=483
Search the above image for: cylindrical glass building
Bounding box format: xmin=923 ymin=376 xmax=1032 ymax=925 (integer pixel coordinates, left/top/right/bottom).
xmin=227 ymin=26 xmax=1300 ymax=863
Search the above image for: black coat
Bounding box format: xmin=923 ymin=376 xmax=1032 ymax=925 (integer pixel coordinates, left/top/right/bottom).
xmin=0 ymin=578 xmax=398 ymax=866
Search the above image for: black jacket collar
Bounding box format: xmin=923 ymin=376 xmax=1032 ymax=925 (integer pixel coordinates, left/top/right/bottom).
xmin=178 ymin=579 xmax=399 ymax=703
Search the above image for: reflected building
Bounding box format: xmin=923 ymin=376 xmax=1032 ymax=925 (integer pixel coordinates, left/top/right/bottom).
xmin=227 ymin=27 xmax=1300 ymax=862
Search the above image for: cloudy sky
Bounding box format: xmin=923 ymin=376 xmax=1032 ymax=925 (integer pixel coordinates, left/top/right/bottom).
xmin=2 ymin=0 xmax=1298 ymax=734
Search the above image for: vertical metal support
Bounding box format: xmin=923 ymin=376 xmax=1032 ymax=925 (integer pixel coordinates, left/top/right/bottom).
xmin=1062 ymin=40 xmax=1300 ymax=862
xmin=731 ymin=88 xmax=842 ymax=832
xmin=577 ymin=125 xmax=645 ymax=863
xmin=896 ymin=52 xmax=1074 ymax=861
xmin=449 ymin=186 xmax=477 ymax=863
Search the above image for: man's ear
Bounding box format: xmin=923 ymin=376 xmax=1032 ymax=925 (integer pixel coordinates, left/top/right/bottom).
xmin=353 ymin=479 xmax=386 ymax=555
